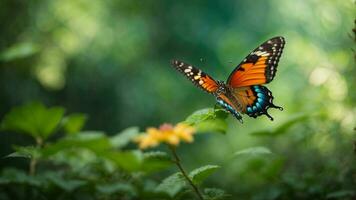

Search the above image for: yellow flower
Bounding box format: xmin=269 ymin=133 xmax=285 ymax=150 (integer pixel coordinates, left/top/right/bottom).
xmin=134 ymin=123 xmax=196 ymax=149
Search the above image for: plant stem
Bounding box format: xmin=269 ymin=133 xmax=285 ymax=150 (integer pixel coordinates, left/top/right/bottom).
xmin=29 ymin=158 xmax=37 ymax=175
xmin=29 ymin=137 xmax=43 ymax=175
xmin=169 ymin=146 xmax=204 ymax=200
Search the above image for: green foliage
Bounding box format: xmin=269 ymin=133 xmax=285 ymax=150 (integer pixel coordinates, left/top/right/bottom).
xmin=185 ymin=108 xmax=228 ymax=134
xmin=0 ymin=42 xmax=39 ymax=62
xmin=203 ymin=188 xmax=229 ymax=200
xmin=155 ymin=173 xmax=186 ymax=198
xmin=110 ymin=127 xmax=139 ymax=148
xmin=189 ymin=165 xmax=220 ymax=185
xmin=0 ymin=1 xmax=355 ymax=198
xmin=1 ymin=102 xmax=64 ymax=141
xmin=61 ymin=113 xmax=88 ymax=135
xmin=234 ymin=146 xmax=272 ymax=157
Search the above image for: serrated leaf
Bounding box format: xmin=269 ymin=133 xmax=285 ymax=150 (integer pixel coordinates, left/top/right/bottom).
xmin=1 ymin=102 xmax=65 ymax=140
xmin=189 ymin=165 xmax=220 ymax=185
xmin=234 ymin=146 xmax=272 ymax=157
xmin=103 ymin=150 xmax=143 ymax=172
xmin=110 ymin=127 xmax=139 ymax=148
xmin=156 ymin=172 xmax=186 ymax=197
xmin=0 ymin=42 xmax=39 ymax=61
xmin=61 ymin=113 xmax=87 ymax=134
xmin=141 ymin=151 xmax=173 ymax=174
xmin=251 ymin=114 xmax=308 ymax=137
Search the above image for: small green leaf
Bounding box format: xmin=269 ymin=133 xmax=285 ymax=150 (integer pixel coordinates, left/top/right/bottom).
xmin=141 ymin=151 xmax=173 ymax=174
xmin=110 ymin=127 xmax=139 ymax=148
xmin=195 ymin=119 xmax=228 ymax=134
xmin=189 ymin=165 xmax=220 ymax=185
xmin=0 ymin=42 xmax=39 ymax=61
xmin=185 ymin=108 xmax=215 ymax=124
xmin=204 ymin=188 xmax=229 ymax=200
xmin=1 ymin=102 xmax=65 ymax=140
xmin=234 ymin=146 xmax=272 ymax=157
xmin=61 ymin=113 xmax=87 ymax=134
xmin=103 ymin=150 xmax=143 ymax=172
xmin=185 ymin=108 xmax=228 ymax=134
xmin=156 ymin=172 xmax=186 ymax=197
xmin=5 ymin=146 xmax=41 ymax=159
xmin=96 ymin=183 xmax=136 ymax=195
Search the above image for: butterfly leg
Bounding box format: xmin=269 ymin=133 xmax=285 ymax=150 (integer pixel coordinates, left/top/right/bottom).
xmin=216 ymin=97 xmax=243 ymax=123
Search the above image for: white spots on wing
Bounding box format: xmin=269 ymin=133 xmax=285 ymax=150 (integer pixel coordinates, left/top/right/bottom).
xmin=199 ymin=80 xmax=204 ymax=85
xmin=184 ymin=68 xmax=191 ymax=73
xmin=254 ymin=51 xmax=270 ymax=56
xmin=267 ymin=40 xmax=272 ymax=44
xmin=194 ymin=75 xmax=201 ymax=80
xmin=258 ymin=46 xmax=263 ymax=50
xmin=179 ymin=62 xmax=184 ymax=67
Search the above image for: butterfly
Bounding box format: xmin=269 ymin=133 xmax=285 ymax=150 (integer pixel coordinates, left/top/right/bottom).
xmin=171 ymin=36 xmax=285 ymax=123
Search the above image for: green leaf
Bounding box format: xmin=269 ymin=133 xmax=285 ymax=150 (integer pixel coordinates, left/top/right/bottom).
xmin=0 ymin=42 xmax=39 ymax=62
xmin=140 ymin=151 xmax=173 ymax=174
xmin=1 ymin=102 xmax=65 ymax=140
xmin=185 ymin=108 xmax=228 ymax=134
xmin=44 ymin=173 xmax=86 ymax=192
xmin=41 ymin=131 xmax=111 ymax=157
xmin=5 ymin=146 xmax=41 ymax=159
xmin=110 ymin=127 xmax=139 ymax=148
xmin=0 ymin=168 xmax=42 ymax=186
xmin=96 ymin=183 xmax=136 ymax=195
xmin=103 ymin=150 xmax=143 ymax=172
xmin=195 ymin=119 xmax=228 ymax=134
xmin=61 ymin=113 xmax=87 ymax=134
xmin=234 ymin=146 xmax=272 ymax=157
xmin=251 ymin=114 xmax=308 ymax=137
xmin=189 ymin=165 xmax=220 ymax=185
xmin=155 ymin=172 xmax=186 ymax=197
xmin=204 ymin=188 xmax=229 ymax=200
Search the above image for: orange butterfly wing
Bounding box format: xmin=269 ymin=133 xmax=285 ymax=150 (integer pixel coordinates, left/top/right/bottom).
xmin=227 ymin=36 xmax=285 ymax=88
xmin=171 ymin=60 xmax=219 ymax=93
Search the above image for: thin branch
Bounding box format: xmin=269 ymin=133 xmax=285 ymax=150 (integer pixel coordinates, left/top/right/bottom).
xmin=169 ymin=145 xmax=204 ymax=200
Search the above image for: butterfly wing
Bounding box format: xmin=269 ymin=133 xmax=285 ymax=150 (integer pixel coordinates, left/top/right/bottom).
xmin=231 ymin=85 xmax=282 ymax=120
xmin=227 ymin=36 xmax=285 ymax=87
xmin=171 ymin=60 xmax=219 ymax=93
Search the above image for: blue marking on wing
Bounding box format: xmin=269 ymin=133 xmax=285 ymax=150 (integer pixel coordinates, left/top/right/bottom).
xmin=216 ymin=97 xmax=243 ymax=123
xmin=244 ymin=85 xmax=283 ymax=121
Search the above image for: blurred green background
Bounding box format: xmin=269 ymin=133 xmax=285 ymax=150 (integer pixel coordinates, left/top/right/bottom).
xmin=0 ymin=0 xmax=355 ymax=199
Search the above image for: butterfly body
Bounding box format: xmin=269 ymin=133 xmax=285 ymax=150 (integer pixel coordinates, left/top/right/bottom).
xmin=171 ymin=36 xmax=285 ymax=123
